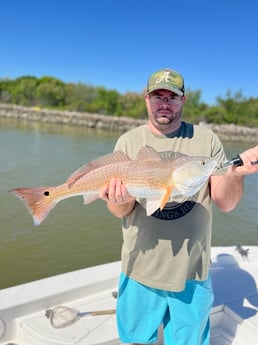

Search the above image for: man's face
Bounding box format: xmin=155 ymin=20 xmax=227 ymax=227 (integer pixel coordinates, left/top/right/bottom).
xmin=145 ymin=89 xmax=185 ymax=132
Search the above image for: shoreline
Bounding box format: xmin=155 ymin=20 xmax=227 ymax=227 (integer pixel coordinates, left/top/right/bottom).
xmin=0 ymin=103 xmax=257 ymax=142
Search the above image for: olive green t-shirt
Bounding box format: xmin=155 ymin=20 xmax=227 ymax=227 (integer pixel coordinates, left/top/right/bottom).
xmin=115 ymin=122 xmax=226 ymax=291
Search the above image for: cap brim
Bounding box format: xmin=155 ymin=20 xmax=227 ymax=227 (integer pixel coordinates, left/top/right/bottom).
xmin=147 ymin=85 xmax=184 ymax=96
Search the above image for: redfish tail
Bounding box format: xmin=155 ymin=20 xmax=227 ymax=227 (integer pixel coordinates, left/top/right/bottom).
xmin=9 ymin=187 xmax=57 ymax=226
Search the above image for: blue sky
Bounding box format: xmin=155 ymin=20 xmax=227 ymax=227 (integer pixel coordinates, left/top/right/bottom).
xmin=1 ymin=0 xmax=257 ymax=105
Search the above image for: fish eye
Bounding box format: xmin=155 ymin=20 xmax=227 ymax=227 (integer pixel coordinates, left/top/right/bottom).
xmin=201 ymin=160 xmax=206 ymax=166
xmin=44 ymin=190 xmax=50 ymax=196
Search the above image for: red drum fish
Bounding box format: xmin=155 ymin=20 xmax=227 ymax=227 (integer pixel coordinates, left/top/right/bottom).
xmin=9 ymin=146 xmax=217 ymax=225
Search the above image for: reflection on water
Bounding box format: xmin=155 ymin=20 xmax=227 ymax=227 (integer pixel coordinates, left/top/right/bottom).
xmin=0 ymin=118 xmax=257 ymax=289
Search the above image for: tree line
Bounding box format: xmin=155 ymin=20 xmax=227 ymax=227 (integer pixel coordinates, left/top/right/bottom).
xmin=0 ymin=75 xmax=257 ymax=126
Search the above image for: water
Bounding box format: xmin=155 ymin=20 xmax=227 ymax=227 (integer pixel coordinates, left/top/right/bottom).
xmin=0 ymin=118 xmax=257 ymax=289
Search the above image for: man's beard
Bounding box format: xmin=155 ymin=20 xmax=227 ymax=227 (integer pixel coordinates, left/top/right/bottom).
xmin=155 ymin=109 xmax=177 ymax=124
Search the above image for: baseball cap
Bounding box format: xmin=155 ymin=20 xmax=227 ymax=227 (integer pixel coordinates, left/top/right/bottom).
xmin=146 ymin=68 xmax=185 ymax=96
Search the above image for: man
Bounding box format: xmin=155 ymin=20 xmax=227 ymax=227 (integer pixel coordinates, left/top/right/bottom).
xmin=100 ymin=68 xmax=258 ymax=345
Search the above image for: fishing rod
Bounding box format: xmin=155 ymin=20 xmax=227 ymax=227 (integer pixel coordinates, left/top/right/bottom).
xmin=217 ymin=155 xmax=258 ymax=169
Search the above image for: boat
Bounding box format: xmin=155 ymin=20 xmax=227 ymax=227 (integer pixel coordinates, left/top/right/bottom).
xmin=0 ymin=246 xmax=257 ymax=345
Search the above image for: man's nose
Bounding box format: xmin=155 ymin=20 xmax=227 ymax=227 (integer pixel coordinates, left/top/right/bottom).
xmin=160 ymin=98 xmax=170 ymax=107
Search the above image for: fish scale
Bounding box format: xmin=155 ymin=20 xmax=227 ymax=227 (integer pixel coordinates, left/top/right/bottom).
xmin=74 ymin=160 xmax=173 ymax=190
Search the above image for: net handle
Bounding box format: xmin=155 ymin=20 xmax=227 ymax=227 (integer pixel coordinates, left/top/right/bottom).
xmin=82 ymin=309 xmax=116 ymax=317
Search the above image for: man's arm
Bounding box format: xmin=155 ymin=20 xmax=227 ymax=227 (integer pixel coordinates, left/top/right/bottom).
xmin=210 ymin=145 xmax=258 ymax=212
xmin=99 ymin=177 xmax=136 ymax=218
xmin=210 ymin=171 xmax=244 ymax=212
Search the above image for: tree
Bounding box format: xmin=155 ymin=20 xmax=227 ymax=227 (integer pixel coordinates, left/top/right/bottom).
xmin=1 ymin=76 xmax=258 ymax=127
xmin=12 ymin=76 xmax=38 ymax=105
xmin=35 ymin=77 xmax=66 ymax=107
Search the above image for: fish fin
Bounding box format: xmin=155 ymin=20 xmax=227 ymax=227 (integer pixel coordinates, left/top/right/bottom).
xmin=146 ymin=198 xmax=162 ymax=216
xmin=160 ymin=186 xmax=173 ymax=210
xmin=9 ymin=187 xmax=57 ymax=225
xmin=146 ymin=186 xmax=173 ymax=215
xmin=67 ymin=151 xmax=131 ymax=187
xmin=136 ymin=146 xmax=161 ymax=160
xmin=83 ymin=193 xmax=99 ymax=205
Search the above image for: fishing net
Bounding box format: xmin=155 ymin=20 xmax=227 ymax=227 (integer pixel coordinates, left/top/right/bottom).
xmin=45 ymin=305 xmax=116 ymax=329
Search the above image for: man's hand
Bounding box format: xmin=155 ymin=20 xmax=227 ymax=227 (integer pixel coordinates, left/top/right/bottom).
xmin=232 ymin=145 xmax=258 ymax=176
xmin=99 ymin=177 xmax=136 ymax=217
xmin=100 ymin=177 xmax=135 ymax=204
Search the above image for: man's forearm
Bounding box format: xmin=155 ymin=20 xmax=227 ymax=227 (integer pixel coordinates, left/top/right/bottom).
xmin=210 ymin=169 xmax=244 ymax=212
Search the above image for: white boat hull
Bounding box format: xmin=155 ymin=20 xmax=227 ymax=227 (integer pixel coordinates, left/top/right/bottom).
xmin=0 ymin=246 xmax=258 ymax=345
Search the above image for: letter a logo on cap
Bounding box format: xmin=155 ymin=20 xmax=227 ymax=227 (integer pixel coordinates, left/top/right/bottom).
xmin=155 ymin=71 xmax=171 ymax=84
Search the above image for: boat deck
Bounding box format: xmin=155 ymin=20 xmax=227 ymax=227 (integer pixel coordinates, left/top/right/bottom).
xmin=0 ymin=246 xmax=258 ymax=345
xmin=210 ymin=246 xmax=258 ymax=345
xmin=13 ymin=289 xmax=119 ymax=345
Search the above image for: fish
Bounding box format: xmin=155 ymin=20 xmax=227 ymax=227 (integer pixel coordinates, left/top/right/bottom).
xmin=9 ymin=146 xmax=217 ymax=225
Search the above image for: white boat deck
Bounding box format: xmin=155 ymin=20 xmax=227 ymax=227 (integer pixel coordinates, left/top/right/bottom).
xmin=13 ymin=289 xmax=119 ymax=345
xmin=210 ymin=246 xmax=258 ymax=345
xmin=0 ymin=246 xmax=258 ymax=345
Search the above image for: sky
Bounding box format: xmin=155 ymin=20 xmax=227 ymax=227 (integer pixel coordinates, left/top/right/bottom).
xmin=0 ymin=0 xmax=257 ymax=105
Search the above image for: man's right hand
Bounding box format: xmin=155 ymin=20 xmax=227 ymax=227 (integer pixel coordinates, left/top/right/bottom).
xmin=99 ymin=177 xmax=136 ymax=217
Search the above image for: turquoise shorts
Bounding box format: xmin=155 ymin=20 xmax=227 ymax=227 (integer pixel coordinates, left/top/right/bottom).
xmin=116 ymin=272 xmax=214 ymax=344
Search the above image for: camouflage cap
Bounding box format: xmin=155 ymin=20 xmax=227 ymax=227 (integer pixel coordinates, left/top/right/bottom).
xmin=146 ymin=68 xmax=185 ymax=96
